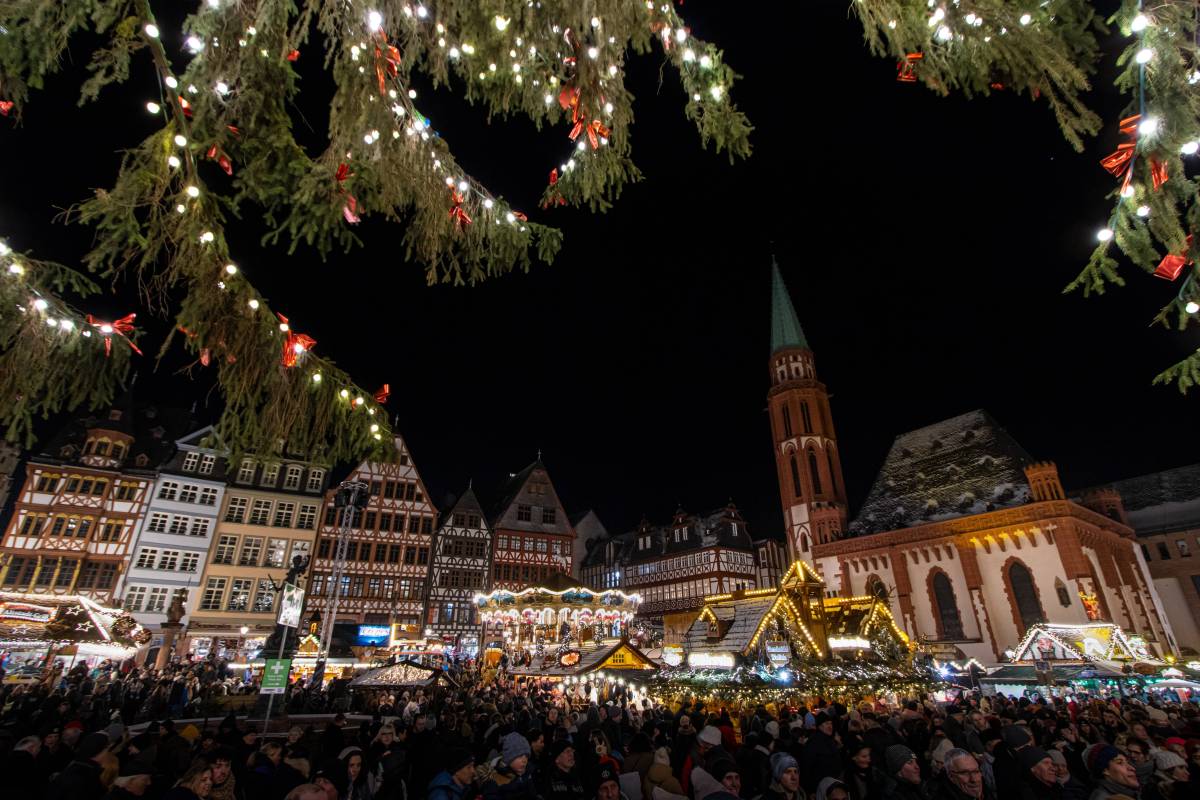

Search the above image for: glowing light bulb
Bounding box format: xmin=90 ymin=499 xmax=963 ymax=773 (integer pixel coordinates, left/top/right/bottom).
xmin=449 ymin=47 xmax=460 ymax=59
xmin=354 ymin=396 xmax=365 ymax=406
xmin=1187 ymin=301 xmax=1200 ymax=314
xmin=605 ymin=102 xmax=614 ymax=114
xmin=1120 ymin=184 xmax=1135 ymax=198
xmin=936 ymin=26 xmax=952 ymax=42
xmin=279 ymin=321 xmax=289 ymax=332
xmin=1182 ymin=141 xmax=1199 ymax=155
xmin=1137 ymin=205 xmax=1150 ymax=217
xmin=312 ymin=372 xmax=322 ymax=383
xmin=608 ymin=64 xmax=618 ymax=76
xmin=458 ymin=180 xmax=469 ymax=192
xmin=370 ymin=423 xmax=380 ymax=432
xmin=186 ymin=35 xmax=204 ymax=53
xmin=368 ymin=10 xmax=383 ymax=30
xmin=248 ymin=299 xmax=259 ymax=310
xmin=1131 ymin=14 xmax=1149 ymax=33
xmin=1096 ymin=227 xmax=1114 ymax=242
xmin=683 ymin=48 xmax=695 ymax=63
xmin=47 ymin=321 xmax=61 ymax=332
xmin=340 ymin=389 xmax=350 ymax=398
xmin=174 ymin=134 xmax=188 ymax=147
xmin=588 ymin=47 xmax=599 ymax=59
xmin=164 ymin=76 xmax=178 ymax=89
xmin=33 ymin=298 xmax=48 ymax=311
xmin=544 ymin=93 xmax=553 ymax=104
xmin=1136 ymin=48 xmax=1154 ymax=64
xmin=506 ymin=212 xmax=516 ymax=223
xmin=0 ymin=242 xmax=8 ymax=255
xmin=494 ymin=16 xmax=509 ymax=31
xmin=416 ymin=6 xmax=427 ymax=19
xmin=215 ymin=81 xmax=229 ymax=95
xmin=1138 ymin=116 xmax=1159 ymax=136
xmin=1019 ymin=13 xmax=1032 ymax=25
xmin=8 ymin=262 xmax=24 ymax=275
xmin=60 ymin=319 xmax=74 ymax=331
xmin=292 ymin=342 xmax=305 ymax=354
xmin=710 ymin=85 xmax=724 ymax=100
xmin=144 ymin=24 xmax=159 ymax=38
xmin=224 ymin=263 xmax=237 ymax=275
xmin=699 ymin=54 xmax=712 ymax=69
xmin=200 ymin=231 xmax=215 ymax=243
xmin=483 ymin=199 xmax=494 ymax=209
xmin=186 ymin=185 xmax=200 ymax=198
xmin=676 ymin=29 xmax=688 ymax=44
xmin=146 ymin=101 xmax=161 ymax=114
xmin=176 ymin=204 xmax=186 ymax=214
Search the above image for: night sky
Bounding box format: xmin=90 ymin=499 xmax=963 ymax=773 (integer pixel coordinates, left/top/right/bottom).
xmin=4 ymin=2 xmax=1200 ymax=543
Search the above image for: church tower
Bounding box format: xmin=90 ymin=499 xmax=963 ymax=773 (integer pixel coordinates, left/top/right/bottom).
xmin=766 ymin=258 xmax=848 ymax=569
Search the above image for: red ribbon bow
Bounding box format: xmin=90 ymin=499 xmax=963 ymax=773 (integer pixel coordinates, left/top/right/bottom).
xmin=569 ymin=118 xmax=610 ymax=150
xmin=1101 ymin=114 xmax=1168 ymax=194
xmin=205 ymin=145 xmax=233 ymax=176
xmin=87 ymin=313 xmax=143 ymax=357
xmin=896 ymin=53 xmax=922 ymax=83
xmin=1156 ymin=235 xmax=1194 ymax=281
xmin=373 ymin=384 xmax=390 ymax=404
xmin=375 ymin=39 xmax=402 ymax=96
xmin=541 ymin=169 xmax=568 ymax=209
xmin=336 ymin=163 xmax=360 ymax=224
xmin=449 ymin=190 xmax=472 ymax=227
xmin=0 ymin=101 xmax=13 ymax=116
xmin=277 ymin=313 xmax=316 ymax=367
xmin=287 ymin=49 xmax=300 ymax=62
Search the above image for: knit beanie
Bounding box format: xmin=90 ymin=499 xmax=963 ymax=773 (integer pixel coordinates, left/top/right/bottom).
xmin=1153 ymin=750 xmax=1186 ymax=774
xmin=76 ymin=732 xmax=110 ymax=761
xmin=691 ymin=767 xmax=726 ymax=800
xmin=885 ymin=744 xmax=917 ymax=777
xmin=1000 ymin=725 xmax=1033 ymax=750
xmin=710 ymin=758 xmax=739 ymax=781
xmin=931 ymin=738 xmax=955 ymax=764
xmin=501 ymin=731 xmax=532 ymax=764
xmin=764 ymin=720 xmax=780 ymax=740
xmin=770 ymin=751 xmax=799 ymax=783
xmin=699 ymin=725 xmax=723 ymax=747
xmin=446 ymin=748 xmax=474 ymax=773
xmin=1088 ymin=744 xmax=1121 ymax=778
xmin=1018 ymin=747 xmax=1051 ymax=773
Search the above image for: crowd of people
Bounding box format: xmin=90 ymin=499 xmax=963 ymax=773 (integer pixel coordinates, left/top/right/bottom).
xmin=1 ymin=654 xmax=1199 ymax=800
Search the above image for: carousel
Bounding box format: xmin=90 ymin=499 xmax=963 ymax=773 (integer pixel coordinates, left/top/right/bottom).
xmin=0 ymin=592 xmax=151 ymax=671
xmin=474 ymin=573 xmax=653 ymax=679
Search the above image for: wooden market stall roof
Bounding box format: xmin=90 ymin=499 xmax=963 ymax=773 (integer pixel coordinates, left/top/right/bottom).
xmin=349 ymin=659 xmax=458 ymax=688
xmin=507 ymin=638 xmax=658 ymax=677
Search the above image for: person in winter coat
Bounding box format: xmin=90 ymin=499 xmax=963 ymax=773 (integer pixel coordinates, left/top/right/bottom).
xmin=845 ymin=742 xmax=885 ymax=800
xmin=1046 ymin=750 xmax=1088 ymax=800
xmin=340 ymin=746 xmax=379 ymax=800
xmin=736 ymin=732 xmax=772 ymax=800
xmin=708 ymin=758 xmax=743 ymax=799
xmin=205 ymin=748 xmax=245 ymax=800
xmin=934 ymin=750 xmax=991 ymax=800
xmin=803 ymin=714 xmax=842 ymax=794
xmin=622 ymin=733 xmax=655 ymax=785
xmin=1086 ymin=746 xmax=1141 ymax=800
xmin=1145 ymin=750 xmax=1190 ymax=800
xmin=817 ymin=778 xmax=852 ymax=800
xmin=882 ymin=745 xmax=931 ymax=800
xmin=103 ymin=756 xmax=154 ymax=800
xmin=1014 ymin=748 xmax=1063 ymax=800
xmin=644 ymin=746 xmax=684 ymax=799
xmin=47 ymin=732 xmax=112 ymax=800
xmin=539 ymin=740 xmax=587 ymax=800
xmin=761 ymin=752 xmax=803 ymax=800
xmin=164 ymin=762 xmax=215 ymax=800
xmin=427 ymin=749 xmax=477 ymax=800
xmin=482 ymin=731 xmax=538 ymax=800
xmin=682 ymin=726 xmax=728 ymax=795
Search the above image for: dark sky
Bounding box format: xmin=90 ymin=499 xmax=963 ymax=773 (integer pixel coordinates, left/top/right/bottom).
xmin=5 ymin=2 xmax=1200 ymax=542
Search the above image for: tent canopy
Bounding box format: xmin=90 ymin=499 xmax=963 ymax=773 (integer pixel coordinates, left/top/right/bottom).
xmin=348 ymin=659 xmax=456 ymax=689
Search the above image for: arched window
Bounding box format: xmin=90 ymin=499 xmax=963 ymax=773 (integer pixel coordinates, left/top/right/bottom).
xmin=800 ymin=401 xmax=813 ymax=433
xmin=1007 ymin=561 xmax=1045 ymax=632
xmin=827 ymin=449 xmax=839 ymax=496
xmin=931 ymin=571 xmax=965 ymax=639
xmin=781 ymin=406 xmax=793 ymax=438
xmin=789 ymin=455 xmax=803 ymax=498
xmin=1054 ymin=578 xmax=1072 ymax=607
xmin=800 ymin=532 xmax=810 ymax=553
xmin=808 ymin=450 xmax=823 ymax=494
xmin=867 ymin=575 xmax=888 ymax=601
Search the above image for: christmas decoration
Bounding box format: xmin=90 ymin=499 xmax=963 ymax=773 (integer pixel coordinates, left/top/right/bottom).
xmin=0 ymin=1 xmax=751 ymax=459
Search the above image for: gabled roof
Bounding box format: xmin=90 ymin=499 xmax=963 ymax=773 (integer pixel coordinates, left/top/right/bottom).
xmin=684 ymin=596 xmax=777 ymax=656
xmin=490 ymin=458 xmax=573 ymax=537
xmin=770 ymin=257 xmax=809 ymax=354
xmin=1107 ymin=463 xmax=1200 ymax=533
xmin=35 ymin=402 xmax=192 ymax=472
xmin=623 ymin=505 xmax=754 ymax=563
xmin=849 ymin=409 xmax=1033 ymax=536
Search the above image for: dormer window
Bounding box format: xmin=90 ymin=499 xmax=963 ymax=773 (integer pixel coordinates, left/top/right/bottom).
xmin=674 ymin=527 xmax=687 ymax=542
xmin=639 ymin=535 xmax=650 ymax=550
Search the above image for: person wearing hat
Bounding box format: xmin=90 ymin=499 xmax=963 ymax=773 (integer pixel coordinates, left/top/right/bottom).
xmin=883 ymin=744 xmax=929 ymax=800
xmin=312 ymin=761 xmax=346 ymax=800
xmin=1045 ymin=749 xmax=1088 ymax=800
xmin=804 ymin=712 xmax=842 ymax=793
xmin=710 ymin=757 xmax=742 ymax=798
xmin=47 ymin=731 xmax=112 ymax=800
xmin=644 ymin=746 xmax=684 ymax=799
xmin=690 ymin=765 xmax=739 ymax=800
xmin=105 ymin=754 xmax=155 ymax=800
xmin=1147 ymin=750 xmax=1189 ymax=800
xmin=428 ymin=749 xmax=477 ymax=800
xmin=1013 ymin=747 xmax=1061 ymax=800
xmin=593 ymin=764 xmax=627 ymax=800
xmin=682 ymin=725 xmax=729 ymax=795
xmin=762 ymin=751 xmax=803 ymax=800
xmin=482 ymin=731 xmax=537 ymax=800
xmin=993 ymin=725 xmax=1035 ymax=799
xmin=1086 ymin=745 xmax=1140 ymax=800
xmin=538 ymin=739 xmax=586 ymax=800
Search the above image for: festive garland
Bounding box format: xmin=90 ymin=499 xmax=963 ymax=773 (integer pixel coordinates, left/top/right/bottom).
xmin=0 ymin=1 xmax=751 ymax=458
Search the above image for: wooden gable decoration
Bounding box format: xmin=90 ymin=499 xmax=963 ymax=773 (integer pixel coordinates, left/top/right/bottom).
xmin=599 ymin=641 xmax=657 ymax=671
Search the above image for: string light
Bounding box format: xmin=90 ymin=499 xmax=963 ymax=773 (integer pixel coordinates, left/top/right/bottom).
xmin=368 ymin=10 xmax=383 ymax=31
xmin=144 ymin=24 xmax=159 ymax=38
xmin=145 ymin=101 xmax=160 ymax=114
xmin=1131 ymin=14 xmax=1149 ymax=33
xmin=1136 ymin=48 xmax=1154 ymax=64
xmin=174 ymin=134 xmax=188 ymax=146
xmin=1181 ymin=141 xmax=1199 ymax=155
xmin=494 ymin=16 xmax=509 ymax=31
xmin=8 ymin=262 xmax=24 ymax=275
xmin=1186 ymin=301 xmax=1199 ymax=314
xmin=248 ymin=299 xmax=259 ymax=310
xmin=1138 ymin=116 xmax=1159 ymax=136
xmin=1136 ymin=205 xmax=1150 ymax=217
xmin=185 ymin=35 xmax=204 ymax=53
xmin=164 ymin=76 xmax=178 ymax=89
xmin=167 ymin=155 xmax=181 ymax=168
xmin=1097 ymin=227 xmax=1114 ymax=242
xmin=185 ymin=185 xmax=200 ymax=198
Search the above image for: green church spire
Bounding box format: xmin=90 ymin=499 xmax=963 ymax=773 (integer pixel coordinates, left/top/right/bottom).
xmin=770 ymin=256 xmax=808 ymax=354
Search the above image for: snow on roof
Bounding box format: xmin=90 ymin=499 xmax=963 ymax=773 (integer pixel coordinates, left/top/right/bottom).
xmin=849 ymin=409 xmax=1033 ymax=536
xmin=684 ymin=596 xmax=777 ymax=656
xmin=1107 ymin=463 xmax=1200 ymax=532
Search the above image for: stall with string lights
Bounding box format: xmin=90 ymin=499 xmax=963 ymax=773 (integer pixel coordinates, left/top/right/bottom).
xmin=651 ymin=561 xmax=936 ymax=705
xmin=0 ymin=592 xmax=151 ymax=670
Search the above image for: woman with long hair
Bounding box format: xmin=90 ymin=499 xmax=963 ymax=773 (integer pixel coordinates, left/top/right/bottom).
xmin=164 ymin=762 xmax=214 ymax=800
xmin=340 ymin=745 xmax=378 ymax=800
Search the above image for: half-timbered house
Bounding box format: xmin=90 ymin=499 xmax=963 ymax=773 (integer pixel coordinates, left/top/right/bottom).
xmin=489 ymin=459 xmax=576 ymax=590
xmin=427 ymin=486 xmax=492 ymax=654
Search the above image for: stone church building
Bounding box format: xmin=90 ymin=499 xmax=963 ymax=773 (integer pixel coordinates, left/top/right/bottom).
xmin=766 ymin=260 xmax=1178 ymax=665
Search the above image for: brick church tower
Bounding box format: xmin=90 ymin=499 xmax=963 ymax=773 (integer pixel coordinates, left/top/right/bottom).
xmin=766 ymin=258 xmax=848 ymax=569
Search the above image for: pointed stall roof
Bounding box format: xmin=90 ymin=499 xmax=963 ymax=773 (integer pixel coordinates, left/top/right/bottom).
xmin=770 ymin=257 xmax=809 ymax=354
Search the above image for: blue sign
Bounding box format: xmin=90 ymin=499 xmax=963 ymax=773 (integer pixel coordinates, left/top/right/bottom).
xmin=355 ymin=624 xmax=391 ymax=647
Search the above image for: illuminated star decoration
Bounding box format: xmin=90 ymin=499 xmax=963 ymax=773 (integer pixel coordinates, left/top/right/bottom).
xmin=75 ymin=620 xmax=95 ymax=632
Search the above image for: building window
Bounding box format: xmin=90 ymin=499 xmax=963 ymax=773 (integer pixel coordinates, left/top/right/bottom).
xmin=214 ymin=535 xmax=238 ymax=564
xmin=181 ymin=452 xmax=200 ymax=471
xmin=179 ymin=485 xmax=198 ymax=503
xmin=199 ymin=487 xmax=219 ymax=506
xmin=542 ymin=508 xmax=557 ymax=524
xmin=239 ymin=537 xmax=263 ymax=566
xmin=124 ymin=586 xmax=146 ymax=611
xmin=168 ymin=515 xmax=189 ymax=535
xmin=157 ymin=550 xmax=180 ymax=571
xmin=1007 ymin=560 xmax=1046 ymax=633
xmin=1141 ymin=544 xmax=1152 ymax=561
xmin=146 ymin=588 xmax=169 ymax=613
xmin=517 ymin=504 xmax=532 ymax=522
xmin=99 ymin=522 xmax=123 ymax=542
xmin=116 ymin=482 xmax=138 ymax=501
xmin=931 ymin=571 xmax=964 ymax=639
xmin=158 ymin=481 xmax=179 ymax=501
xmin=189 ymin=518 xmax=210 ymax=537
xmin=265 ymin=538 xmax=288 ymax=568
xmin=827 ymin=449 xmax=839 ymax=496
xmin=808 ymin=450 xmax=823 ymax=494
xmin=135 ymin=549 xmax=159 ymax=569
xmin=225 ymin=497 xmax=248 ymax=523
xmin=236 ymin=459 xmax=256 ymax=483
xmin=199 ymin=454 xmax=216 ymax=475
xmin=148 ymin=513 xmax=169 ymax=533
xmin=1178 ymin=540 xmax=1191 ymax=557
xmin=289 ymin=539 xmax=311 ymax=566
xmin=1158 ymin=542 xmax=1172 ymax=560
xmin=273 ymin=502 xmax=296 ymax=528
xmin=283 ymin=465 xmax=303 ymax=491
xmin=296 ymin=505 xmax=317 ymax=530
xmin=35 ymin=473 xmax=61 ymax=492
xmin=800 ymin=401 xmax=813 ymax=433
xmin=180 ymin=552 xmax=199 ymax=573
xmin=249 ymin=499 xmax=272 ymax=525
xmin=782 ymin=405 xmax=793 ymax=438
xmin=227 ymin=579 xmax=252 ymax=611
xmin=253 ymin=582 xmax=275 ymax=613
xmin=306 ymin=469 xmax=325 ymax=492
xmin=261 ymin=463 xmax=280 ymax=486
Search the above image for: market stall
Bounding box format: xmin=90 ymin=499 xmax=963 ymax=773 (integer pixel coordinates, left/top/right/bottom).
xmin=348 ymin=659 xmax=458 ymax=690
xmin=0 ymin=592 xmax=151 ymax=671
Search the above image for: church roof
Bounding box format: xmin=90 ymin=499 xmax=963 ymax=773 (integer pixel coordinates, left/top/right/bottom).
xmin=1107 ymin=463 xmax=1200 ymax=533
xmin=770 ymin=257 xmax=808 ymax=354
xmin=849 ymin=409 xmax=1033 ymax=536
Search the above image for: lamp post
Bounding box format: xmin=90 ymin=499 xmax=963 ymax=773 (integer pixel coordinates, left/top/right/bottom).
xmin=311 ymin=480 xmax=369 ymax=685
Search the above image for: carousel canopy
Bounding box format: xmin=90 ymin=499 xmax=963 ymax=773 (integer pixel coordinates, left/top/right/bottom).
xmin=474 ymin=572 xmax=641 ymax=618
xmin=0 ymin=592 xmax=150 ymax=649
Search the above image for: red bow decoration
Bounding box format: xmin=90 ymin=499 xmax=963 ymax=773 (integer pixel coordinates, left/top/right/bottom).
xmin=287 ymin=49 xmax=300 ymax=62
xmin=277 ymin=313 xmax=316 ymax=367
xmin=897 ymin=53 xmax=922 ymax=83
xmin=336 ymin=162 xmax=360 ymax=224
xmin=0 ymin=101 xmax=13 ymax=116
xmin=559 ymin=85 xmax=580 ymax=114
xmin=1101 ymin=114 xmax=1168 ymax=194
xmin=569 ymin=118 xmax=609 ymax=150
xmin=178 ymin=96 xmax=193 ymax=119
xmin=373 ymin=384 xmax=390 ymax=404
xmin=1156 ymin=235 xmax=1194 ymax=281
xmin=375 ymin=40 xmax=402 ymax=96
xmin=205 ymin=145 xmax=233 ymax=176
xmin=449 ymin=190 xmax=472 ymax=227
xmin=541 ymin=168 xmax=568 ymax=209
xmin=88 ymin=313 xmax=143 ymax=357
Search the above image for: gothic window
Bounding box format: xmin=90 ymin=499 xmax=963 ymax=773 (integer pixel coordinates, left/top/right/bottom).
xmin=1054 ymin=578 xmax=1072 ymax=607
xmin=1007 ymin=561 xmax=1045 ymax=632
xmin=782 ymin=406 xmax=793 ymax=438
xmin=808 ymin=450 xmax=823 ymax=494
xmin=789 ymin=455 xmax=803 ymax=499
xmin=931 ymin=571 xmax=964 ymax=640
xmin=800 ymin=401 xmax=813 ymax=433
xmin=827 ymin=449 xmax=838 ymax=495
